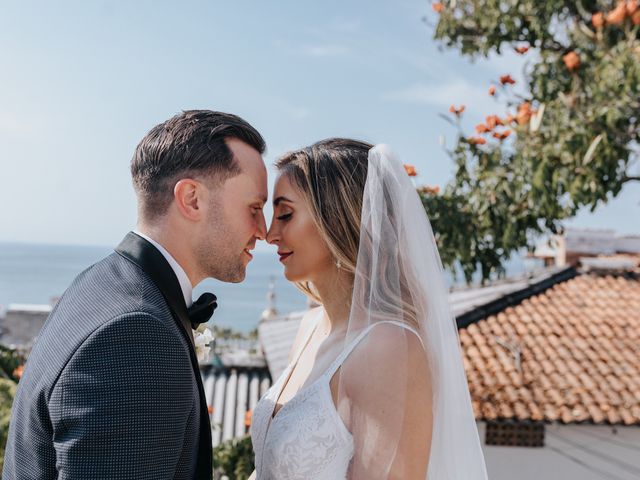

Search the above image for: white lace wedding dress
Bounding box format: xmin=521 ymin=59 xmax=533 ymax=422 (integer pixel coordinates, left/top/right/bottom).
xmin=250 ymin=308 xmax=420 ymax=480
xmin=251 ymin=144 xmax=488 ymax=480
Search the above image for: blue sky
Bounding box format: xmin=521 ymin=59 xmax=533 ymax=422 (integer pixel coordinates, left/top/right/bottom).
xmin=1 ymin=0 xmax=637 ymax=250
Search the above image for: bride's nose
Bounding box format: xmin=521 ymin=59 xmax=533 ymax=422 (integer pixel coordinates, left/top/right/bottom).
xmin=266 ymin=223 xmax=279 ymax=245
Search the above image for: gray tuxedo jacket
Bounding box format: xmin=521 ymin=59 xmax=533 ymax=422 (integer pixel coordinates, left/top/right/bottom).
xmin=2 ymin=232 xmax=213 ymax=479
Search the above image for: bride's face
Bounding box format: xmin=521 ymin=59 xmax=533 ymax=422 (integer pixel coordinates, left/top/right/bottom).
xmin=266 ymin=174 xmax=334 ymax=283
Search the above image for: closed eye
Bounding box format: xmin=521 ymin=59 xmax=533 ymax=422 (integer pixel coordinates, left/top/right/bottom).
xmin=276 ymin=213 xmax=292 ymax=221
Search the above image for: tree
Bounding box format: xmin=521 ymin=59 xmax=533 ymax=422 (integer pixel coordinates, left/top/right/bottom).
xmin=0 ymin=346 xmax=23 ymax=473
xmin=0 ymin=345 xmax=24 ymax=382
xmin=213 ymin=435 xmax=255 ymax=480
xmin=422 ymin=0 xmax=639 ymax=283
xmin=0 ymin=378 xmax=17 ymax=473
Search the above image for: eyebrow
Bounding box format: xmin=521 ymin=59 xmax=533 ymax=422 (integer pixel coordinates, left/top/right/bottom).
xmin=273 ymin=196 xmax=294 ymax=206
xmin=250 ymin=194 xmax=268 ymax=204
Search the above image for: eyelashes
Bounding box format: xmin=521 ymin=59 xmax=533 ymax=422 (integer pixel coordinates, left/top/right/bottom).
xmin=276 ymin=213 xmax=292 ymax=221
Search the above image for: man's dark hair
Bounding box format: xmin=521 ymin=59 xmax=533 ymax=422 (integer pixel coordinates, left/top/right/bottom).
xmin=131 ymin=109 xmax=266 ymax=221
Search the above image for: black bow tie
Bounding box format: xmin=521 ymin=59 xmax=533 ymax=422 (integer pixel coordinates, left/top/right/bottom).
xmin=188 ymin=292 xmax=218 ymax=329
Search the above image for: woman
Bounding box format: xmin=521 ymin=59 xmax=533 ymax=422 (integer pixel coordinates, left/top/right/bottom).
xmin=250 ymin=139 xmax=487 ymax=479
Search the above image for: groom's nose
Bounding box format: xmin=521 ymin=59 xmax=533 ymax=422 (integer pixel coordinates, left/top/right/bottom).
xmin=255 ymin=211 xmax=267 ymax=240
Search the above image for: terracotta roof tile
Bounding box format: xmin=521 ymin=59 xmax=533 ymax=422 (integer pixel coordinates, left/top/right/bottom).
xmin=460 ymin=271 xmax=640 ymax=425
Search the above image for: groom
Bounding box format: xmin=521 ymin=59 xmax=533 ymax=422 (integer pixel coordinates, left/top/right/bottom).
xmin=3 ymin=110 xmax=268 ymax=479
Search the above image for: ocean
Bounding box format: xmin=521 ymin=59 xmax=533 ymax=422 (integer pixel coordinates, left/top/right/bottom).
xmin=0 ymin=241 xmax=541 ymax=334
xmin=0 ymin=242 xmax=308 ymax=333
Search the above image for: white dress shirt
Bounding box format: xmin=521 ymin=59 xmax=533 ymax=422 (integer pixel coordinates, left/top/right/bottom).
xmin=133 ymin=230 xmax=193 ymax=308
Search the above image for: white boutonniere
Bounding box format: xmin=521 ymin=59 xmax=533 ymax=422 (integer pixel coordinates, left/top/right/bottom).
xmin=193 ymin=324 xmax=214 ymax=363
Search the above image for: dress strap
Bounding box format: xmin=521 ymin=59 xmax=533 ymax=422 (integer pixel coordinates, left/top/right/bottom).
xmin=323 ymin=321 xmax=422 ymax=380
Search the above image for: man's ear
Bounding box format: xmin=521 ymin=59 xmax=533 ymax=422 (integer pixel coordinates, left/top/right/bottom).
xmin=174 ymin=179 xmax=202 ymax=221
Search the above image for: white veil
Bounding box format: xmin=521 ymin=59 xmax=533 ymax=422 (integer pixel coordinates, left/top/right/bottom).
xmin=335 ymin=144 xmax=488 ymax=479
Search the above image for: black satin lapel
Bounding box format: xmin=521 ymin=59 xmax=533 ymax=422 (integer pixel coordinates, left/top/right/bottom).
xmin=115 ymin=232 xmax=192 ymax=337
xmin=115 ymin=232 xmax=213 ymax=478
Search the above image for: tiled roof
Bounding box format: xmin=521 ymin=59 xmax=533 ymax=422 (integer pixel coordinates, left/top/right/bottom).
xmin=258 ymin=267 xmax=640 ymax=426
xmin=461 ymin=270 xmax=640 ymax=425
xmin=259 ymin=268 xmax=572 ymax=379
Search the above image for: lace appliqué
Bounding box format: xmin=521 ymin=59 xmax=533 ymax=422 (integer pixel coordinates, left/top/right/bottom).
xmin=254 ymin=380 xmax=353 ymax=480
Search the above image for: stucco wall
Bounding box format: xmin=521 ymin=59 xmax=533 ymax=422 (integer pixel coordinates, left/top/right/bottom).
xmin=477 ymin=422 xmax=640 ymax=480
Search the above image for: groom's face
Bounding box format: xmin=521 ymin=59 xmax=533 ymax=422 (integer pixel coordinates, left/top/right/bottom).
xmin=197 ymin=138 xmax=268 ymax=283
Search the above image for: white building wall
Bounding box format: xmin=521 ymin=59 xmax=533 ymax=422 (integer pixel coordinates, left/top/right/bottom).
xmin=477 ymin=422 xmax=640 ymax=480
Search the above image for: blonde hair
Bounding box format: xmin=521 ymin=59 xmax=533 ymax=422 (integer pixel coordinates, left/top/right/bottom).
xmin=276 ymin=139 xmax=421 ymax=332
xmin=275 ymin=138 xmax=372 ymax=303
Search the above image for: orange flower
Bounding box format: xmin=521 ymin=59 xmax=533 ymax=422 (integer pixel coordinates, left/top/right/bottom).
xmin=492 ymin=130 xmax=512 ymax=140
xmin=13 ymin=365 xmax=24 ymax=380
xmin=467 ymin=136 xmax=487 ymax=145
xmin=633 ymin=9 xmax=640 ymax=24
xmin=488 ymin=85 xmax=496 ymax=96
xmin=563 ymin=51 xmax=581 ymax=72
xmin=208 ymin=405 xmax=214 ymax=415
xmin=403 ymin=164 xmax=417 ymax=177
xmin=419 ymin=185 xmax=441 ymax=195
xmin=516 ymin=102 xmax=532 ymax=125
xmin=626 ymin=0 xmax=638 ymax=15
xmin=245 ymin=410 xmax=253 ymax=427
xmin=606 ymin=1 xmax=627 ymax=25
xmin=592 ymin=12 xmax=605 ymax=28
xmin=500 ymin=74 xmax=516 ymax=85
xmin=475 ymin=123 xmax=491 ymax=134
xmin=515 ymin=45 xmax=530 ymax=54
xmin=449 ymin=104 xmax=465 ymax=116
xmin=485 ymin=115 xmax=504 ymax=129
xmin=432 ymin=2 xmax=444 ymax=13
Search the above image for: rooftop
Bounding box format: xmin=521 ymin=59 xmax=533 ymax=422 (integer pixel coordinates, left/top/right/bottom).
xmin=258 ymin=262 xmax=640 ymax=426
xmin=462 ymin=268 xmax=640 ymax=425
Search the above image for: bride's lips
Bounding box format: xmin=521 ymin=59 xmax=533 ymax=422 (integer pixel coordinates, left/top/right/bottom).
xmin=278 ymin=251 xmax=293 ymax=262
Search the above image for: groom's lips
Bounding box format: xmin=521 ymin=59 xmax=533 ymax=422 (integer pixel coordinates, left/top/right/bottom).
xmin=243 ymin=248 xmax=254 ymax=260
xmin=278 ymin=251 xmax=293 ymax=262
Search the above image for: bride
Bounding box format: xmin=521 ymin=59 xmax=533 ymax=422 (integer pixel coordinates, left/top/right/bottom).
xmin=249 ymin=139 xmax=487 ymax=479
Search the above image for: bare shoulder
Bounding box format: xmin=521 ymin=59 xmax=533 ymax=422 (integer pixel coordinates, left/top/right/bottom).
xmin=287 ymin=306 xmax=323 ymax=363
xmin=347 ymin=322 xmax=429 ymax=392
xmin=362 ymin=322 xmax=425 ymax=358
xmin=302 ymin=305 xmax=324 ymax=324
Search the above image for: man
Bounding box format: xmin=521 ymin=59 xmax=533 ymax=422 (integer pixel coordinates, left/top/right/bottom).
xmin=3 ymin=110 xmax=268 ymax=479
